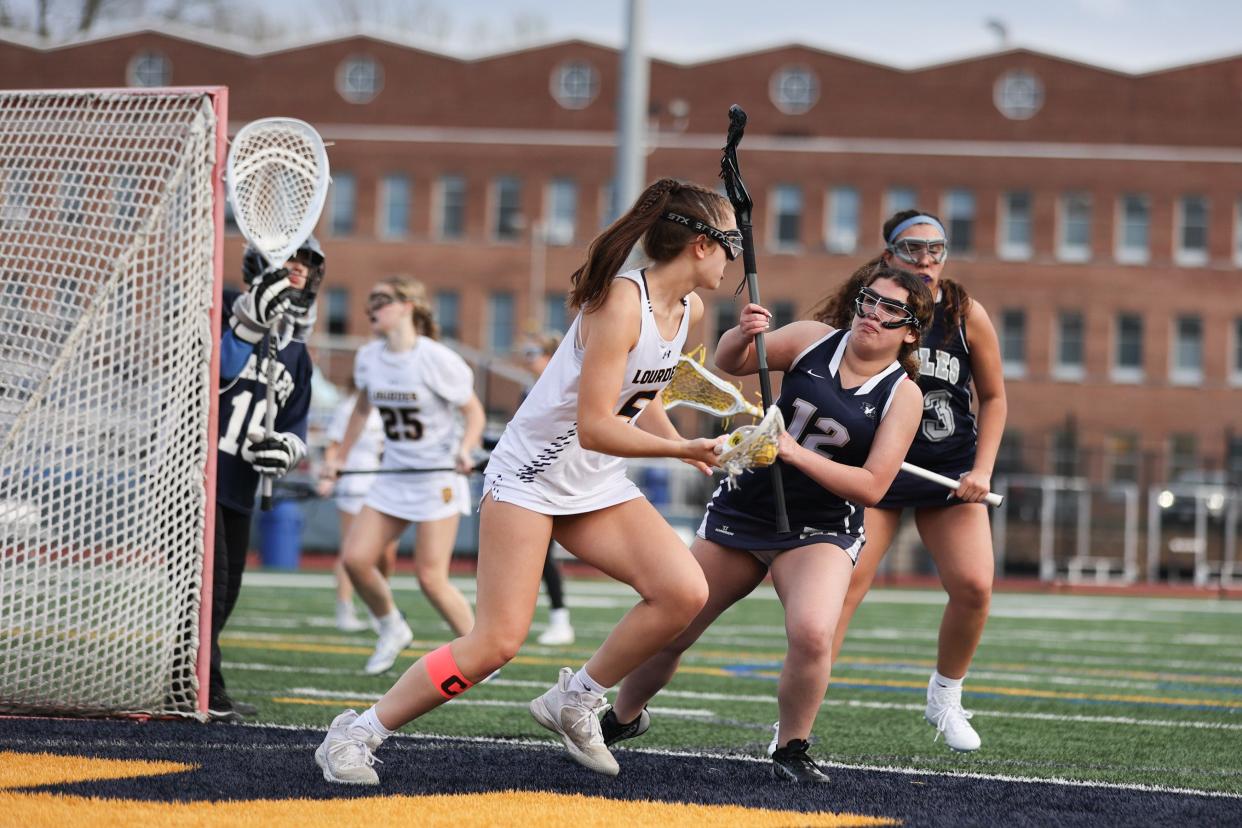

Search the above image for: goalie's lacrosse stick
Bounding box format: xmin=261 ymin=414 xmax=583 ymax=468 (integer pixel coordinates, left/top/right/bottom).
xmin=662 ymin=352 xmax=762 ymax=419
xmin=714 ymin=405 xmax=785 ymax=490
xmin=721 ymin=104 xmax=789 ymax=532
xmin=900 ymin=462 xmax=1004 ymax=508
xmin=226 ymin=117 xmax=330 ymax=511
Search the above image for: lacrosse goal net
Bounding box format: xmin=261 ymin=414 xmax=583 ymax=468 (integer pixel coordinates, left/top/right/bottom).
xmin=0 ymin=87 xmax=226 ymax=718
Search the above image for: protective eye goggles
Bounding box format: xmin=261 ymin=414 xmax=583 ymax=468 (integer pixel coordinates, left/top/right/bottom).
xmin=661 ymin=211 xmax=743 ymax=261
xmin=366 ymin=293 xmax=398 ymax=312
xmin=853 ymin=286 xmax=921 ymax=330
xmin=886 ymin=237 xmax=948 ymax=266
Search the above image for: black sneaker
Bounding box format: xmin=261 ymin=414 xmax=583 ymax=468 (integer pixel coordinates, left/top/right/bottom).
xmin=207 ymin=694 xmax=245 ymax=724
xmin=771 ymin=739 xmax=829 ymax=783
xmin=600 ymin=706 xmax=650 ymax=747
xmin=232 ymin=699 xmax=258 ymax=716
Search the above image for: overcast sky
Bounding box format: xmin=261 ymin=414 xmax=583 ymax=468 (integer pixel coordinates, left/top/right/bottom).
xmin=433 ymin=0 xmax=1242 ymax=73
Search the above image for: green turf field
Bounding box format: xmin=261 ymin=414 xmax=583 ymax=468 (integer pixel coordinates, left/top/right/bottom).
xmin=220 ymin=571 xmax=1242 ymax=796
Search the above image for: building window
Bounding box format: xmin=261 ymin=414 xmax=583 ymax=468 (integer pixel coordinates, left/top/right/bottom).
xmin=1057 ymin=192 xmax=1091 ymax=262
xmin=1 ymin=168 xmax=32 ymax=227
xmin=771 ymin=185 xmax=802 ymax=248
xmin=436 ymin=175 xmax=466 ymax=240
xmin=999 ymin=191 xmax=1032 ymax=261
xmin=1116 ymin=194 xmax=1150 ymax=264
xmin=436 ymin=290 xmax=460 ymax=340
xmin=1232 ymin=318 xmax=1242 ymax=385
xmin=1171 ymin=315 xmax=1203 ymax=385
xmin=771 ymin=300 xmax=796 ymax=329
xmin=488 ymin=292 xmax=515 ymax=353
xmin=1234 ymin=198 xmax=1242 ymax=265
xmin=1054 ymin=311 xmax=1085 ymax=381
xmin=325 ymin=287 xmax=348 ymax=335
xmin=1168 ymin=433 xmax=1198 ymax=480
xmin=379 ymin=173 xmax=410 ymax=239
xmin=1051 ymin=425 xmax=1079 ymax=477
xmin=942 ymin=189 xmax=975 ymax=254
xmin=1106 ymin=432 xmax=1141 ymax=484
xmin=544 ymin=293 xmax=568 ymax=334
xmin=885 ymin=187 xmax=917 ymax=218
xmin=544 ymin=177 xmax=577 ymax=246
xmin=1112 ymin=313 xmax=1144 ymax=383
xmin=329 ymin=173 xmax=355 ymax=236
xmin=1000 ymin=309 xmax=1027 ymax=379
xmin=1175 ymin=195 xmax=1208 ymax=266
xmin=492 ymin=176 xmax=523 ymax=241
xmin=127 ymin=51 xmax=170 ymax=87
xmin=825 ymin=186 xmax=859 ymax=254
xmin=996 ymin=429 xmax=1025 ymax=475
xmin=994 ymin=70 xmax=1044 ymax=120
xmin=336 ymin=56 xmax=383 ymax=104
xmin=58 ymin=170 xmax=85 ymax=225
xmin=769 ymin=66 xmax=819 ymax=115
xmin=551 ymin=61 xmax=599 ymax=109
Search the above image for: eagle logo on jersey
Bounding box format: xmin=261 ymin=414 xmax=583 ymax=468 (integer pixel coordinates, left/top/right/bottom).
xmin=862 ymin=403 xmax=877 ymax=419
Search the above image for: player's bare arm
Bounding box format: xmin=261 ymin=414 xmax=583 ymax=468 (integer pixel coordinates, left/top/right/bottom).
xmin=962 ymin=299 xmax=1007 ymax=503
xmin=715 ymin=306 xmax=831 ymax=376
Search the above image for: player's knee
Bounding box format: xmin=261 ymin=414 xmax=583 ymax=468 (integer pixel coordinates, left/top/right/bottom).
xmin=786 ymin=620 xmax=834 ymax=663
xmin=413 ymin=567 xmax=448 ymax=595
xmin=951 ymin=577 xmax=992 ymax=612
xmin=662 ymin=570 xmax=709 ymax=623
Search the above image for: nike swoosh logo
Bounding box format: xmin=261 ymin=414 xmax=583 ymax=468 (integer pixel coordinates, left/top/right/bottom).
xmin=806 ymin=370 xmax=825 ymax=378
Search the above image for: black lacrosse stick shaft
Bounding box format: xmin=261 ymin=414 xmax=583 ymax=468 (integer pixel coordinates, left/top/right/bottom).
xmin=720 ymin=105 xmax=790 ymax=534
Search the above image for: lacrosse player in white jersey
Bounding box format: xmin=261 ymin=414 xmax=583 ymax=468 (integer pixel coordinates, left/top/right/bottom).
xmin=315 ymin=178 xmax=734 ymax=784
xmin=321 ymin=276 xmax=485 ymax=675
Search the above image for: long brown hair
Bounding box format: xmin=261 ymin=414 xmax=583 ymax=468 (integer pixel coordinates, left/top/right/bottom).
xmin=381 ymin=275 xmax=439 ymax=339
xmin=882 ymin=209 xmax=972 ymax=330
xmin=568 ymin=178 xmax=732 ymax=312
xmin=812 ymin=261 xmax=933 ymax=379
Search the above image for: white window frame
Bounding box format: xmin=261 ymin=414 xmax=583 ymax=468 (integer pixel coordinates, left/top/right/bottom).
xmin=1000 ymin=308 xmax=1027 ymax=380
xmin=1231 ymin=318 xmax=1242 ymax=387
xmin=329 ymin=172 xmax=356 ymax=237
xmin=490 ymin=175 xmax=523 ymax=243
xmin=1052 ymin=311 xmax=1086 ymax=382
xmin=941 ymin=188 xmax=976 ymax=256
xmin=824 ymin=186 xmax=859 ymax=254
xmin=769 ymin=65 xmax=819 ymax=115
xmin=377 ymin=173 xmax=410 ymax=240
xmin=1170 ymin=315 xmax=1204 ymax=386
xmin=1115 ymin=194 xmax=1150 ymax=265
xmin=336 ymin=55 xmax=383 ymax=104
xmin=884 ymin=186 xmax=917 ymax=218
xmin=1057 ymin=192 xmax=1091 ymax=263
xmin=543 ymin=177 xmax=577 ymax=246
xmin=1110 ymin=313 xmax=1144 ymax=384
xmin=994 ymin=70 xmax=1044 ymax=120
xmin=434 ymin=174 xmax=466 ymax=241
xmin=998 ymin=191 xmax=1033 ymax=261
xmin=127 ymin=51 xmax=171 ymax=87
xmin=1174 ymin=194 xmax=1209 ymax=267
xmin=550 ymin=60 xmax=599 ymax=110
xmin=769 ymin=184 xmax=802 ymax=250
xmin=1233 ymin=198 xmax=1242 ymax=266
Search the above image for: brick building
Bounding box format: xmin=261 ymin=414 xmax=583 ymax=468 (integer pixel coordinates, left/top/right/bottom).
xmin=5 ymin=23 xmax=1242 ymax=489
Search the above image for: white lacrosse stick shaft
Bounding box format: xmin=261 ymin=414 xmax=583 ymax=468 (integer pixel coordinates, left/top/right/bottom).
xmin=899 ymin=462 xmax=1003 ymax=507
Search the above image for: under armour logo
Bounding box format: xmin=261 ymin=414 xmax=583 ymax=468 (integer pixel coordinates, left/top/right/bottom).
xmin=661 ymin=348 xmax=672 ymax=359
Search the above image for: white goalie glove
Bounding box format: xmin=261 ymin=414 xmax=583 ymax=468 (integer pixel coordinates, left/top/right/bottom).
xmin=229 ymin=268 xmax=296 ymax=345
xmin=241 ymin=429 xmax=307 ymax=478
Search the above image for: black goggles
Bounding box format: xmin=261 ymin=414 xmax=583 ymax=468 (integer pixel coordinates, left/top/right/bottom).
xmin=886 ymin=236 xmax=948 ymax=266
xmin=366 ymin=293 xmax=398 ymax=312
xmin=853 ymin=286 xmax=921 ymax=330
xmin=661 ymin=211 xmax=743 ymax=261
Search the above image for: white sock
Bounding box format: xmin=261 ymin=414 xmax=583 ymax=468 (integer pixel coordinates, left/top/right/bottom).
xmin=549 ymin=608 xmax=571 ymax=626
xmin=336 ymin=599 xmax=356 ymax=615
xmin=931 ymin=670 xmax=964 ymax=690
xmin=378 ymin=608 xmax=403 ymax=630
xmin=356 ymin=706 xmax=393 ymax=739
xmin=568 ymin=666 xmax=609 ymax=697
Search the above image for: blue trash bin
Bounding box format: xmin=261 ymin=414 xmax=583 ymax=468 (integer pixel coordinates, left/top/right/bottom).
xmin=641 ymin=466 xmax=671 ymax=510
xmin=258 ymin=499 xmax=303 ymax=569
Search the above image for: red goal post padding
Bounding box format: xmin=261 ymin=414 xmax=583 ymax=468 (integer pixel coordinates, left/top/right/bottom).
xmin=0 ymin=86 xmax=227 ymax=719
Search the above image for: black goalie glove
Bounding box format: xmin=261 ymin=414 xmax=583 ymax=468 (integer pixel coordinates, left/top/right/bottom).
xmin=241 ymin=429 xmax=307 ymax=478
xmin=229 ymin=268 xmax=296 ymax=345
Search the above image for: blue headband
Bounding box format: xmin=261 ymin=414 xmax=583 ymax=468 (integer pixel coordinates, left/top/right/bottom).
xmin=887 ymin=215 xmax=946 ymax=243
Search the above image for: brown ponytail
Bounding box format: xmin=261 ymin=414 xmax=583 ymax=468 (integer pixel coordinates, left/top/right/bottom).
xmin=382 ymin=275 xmax=440 ymax=339
xmin=567 ymin=178 xmax=732 ymax=313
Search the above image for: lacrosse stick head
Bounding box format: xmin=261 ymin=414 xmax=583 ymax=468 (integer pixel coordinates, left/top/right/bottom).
xmin=663 ymin=355 xmax=762 ymax=419
xmin=226 ymin=117 xmax=330 ymax=272
xmin=716 ymin=404 xmax=784 ymax=489
xmin=720 ymin=105 xmax=752 ymax=217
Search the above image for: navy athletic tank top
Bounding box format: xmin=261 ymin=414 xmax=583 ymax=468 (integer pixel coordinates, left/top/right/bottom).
xmin=906 ymin=296 xmax=976 ymax=470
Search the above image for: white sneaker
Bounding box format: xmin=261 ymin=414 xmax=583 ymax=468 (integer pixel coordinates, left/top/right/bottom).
xmin=537 ymin=609 xmax=576 ymax=646
xmin=766 ymin=720 xmax=780 ymax=756
xmin=925 ymin=683 xmax=981 ymax=752
xmin=364 ymin=617 xmax=413 ymax=675
xmin=529 ymin=667 xmax=619 ymax=776
xmin=315 ymin=709 xmax=384 ymax=785
xmin=336 ymin=603 xmax=368 ymax=633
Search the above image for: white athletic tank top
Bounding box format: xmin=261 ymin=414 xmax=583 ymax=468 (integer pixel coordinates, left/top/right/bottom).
xmin=486 ymin=269 xmax=690 ymax=510
xmin=353 ymin=337 xmax=474 ymax=471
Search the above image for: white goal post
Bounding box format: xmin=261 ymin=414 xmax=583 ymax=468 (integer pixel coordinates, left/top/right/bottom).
xmin=0 ymin=87 xmax=227 ymax=718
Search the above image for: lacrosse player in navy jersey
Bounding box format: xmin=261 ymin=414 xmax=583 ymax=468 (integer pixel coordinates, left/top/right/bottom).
xmin=825 ymin=211 xmax=1008 ymax=753
xmin=607 ymin=264 xmax=932 ymax=782
xmin=208 ymin=236 xmax=322 ymax=722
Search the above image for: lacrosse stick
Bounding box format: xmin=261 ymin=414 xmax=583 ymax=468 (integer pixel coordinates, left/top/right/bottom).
xmin=336 ymin=458 xmax=489 ymax=477
xmin=714 ymin=405 xmax=785 ymax=490
xmin=900 ymin=462 xmax=1004 ymax=507
xmin=662 ymin=350 xmax=762 ymax=420
xmin=720 ymin=104 xmax=789 ymax=532
xmin=226 ymin=117 xmax=330 ymax=511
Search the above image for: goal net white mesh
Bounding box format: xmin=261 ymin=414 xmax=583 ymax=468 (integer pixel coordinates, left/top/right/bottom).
xmin=0 ymin=88 xmax=224 ymax=718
